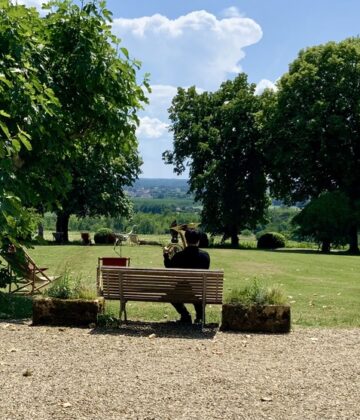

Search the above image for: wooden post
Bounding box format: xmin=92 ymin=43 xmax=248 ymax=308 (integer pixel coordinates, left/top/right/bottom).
xmin=202 ymin=273 xmax=207 ymax=329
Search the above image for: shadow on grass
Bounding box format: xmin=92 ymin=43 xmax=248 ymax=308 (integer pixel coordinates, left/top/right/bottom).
xmin=90 ymin=320 xmax=218 ymax=340
xmin=270 ymin=248 xmax=358 ymax=256
xmin=216 ymin=246 xmax=357 ymax=256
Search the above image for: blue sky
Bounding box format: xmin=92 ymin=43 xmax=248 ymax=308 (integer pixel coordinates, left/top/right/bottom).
xmin=22 ymin=0 xmax=360 ymax=178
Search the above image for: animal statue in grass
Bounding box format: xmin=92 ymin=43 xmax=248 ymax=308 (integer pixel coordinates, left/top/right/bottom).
xmin=115 ymin=225 xmax=137 ymax=245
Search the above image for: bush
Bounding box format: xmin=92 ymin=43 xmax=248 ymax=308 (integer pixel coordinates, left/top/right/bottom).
xmin=257 ymin=232 xmax=286 ymax=249
xmin=225 ymin=280 xmax=287 ymax=307
xmin=45 ymin=274 xmax=72 ymax=299
xmin=45 ymin=267 xmax=97 ymax=300
xmin=94 ymin=228 xmax=116 ymax=244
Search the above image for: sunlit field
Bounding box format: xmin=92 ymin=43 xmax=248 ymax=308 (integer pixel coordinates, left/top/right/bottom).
xmin=11 ymin=235 xmax=357 ymax=328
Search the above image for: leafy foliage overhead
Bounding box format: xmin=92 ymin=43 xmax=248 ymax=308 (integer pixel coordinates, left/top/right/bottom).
xmin=1 ymin=0 xmax=149 ymax=243
xmin=0 ymin=1 xmax=59 ymax=251
xmin=0 ymin=0 xmax=148 ymax=264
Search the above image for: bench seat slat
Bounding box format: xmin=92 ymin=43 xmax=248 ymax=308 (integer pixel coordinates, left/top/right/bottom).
xmin=101 ymin=283 xmax=223 ymax=292
xmin=101 ymin=295 xmax=222 ymax=304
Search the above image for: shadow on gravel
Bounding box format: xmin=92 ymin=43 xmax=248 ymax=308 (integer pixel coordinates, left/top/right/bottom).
xmin=90 ymin=320 xmax=218 ymax=340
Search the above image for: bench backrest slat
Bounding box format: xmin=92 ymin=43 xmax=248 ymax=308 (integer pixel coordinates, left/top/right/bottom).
xmin=99 ymin=267 xmax=223 ymax=304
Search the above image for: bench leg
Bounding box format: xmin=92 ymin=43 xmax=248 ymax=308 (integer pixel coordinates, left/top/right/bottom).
xmin=119 ymin=300 xmax=128 ymax=323
xmin=202 ymin=300 xmax=206 ymax=329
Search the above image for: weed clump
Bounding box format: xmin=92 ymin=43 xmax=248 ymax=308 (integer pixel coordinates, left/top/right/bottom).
xmin=45 ymin=267 xmax=96 ymax=300
xmin=226 ymin=280 xmax=287 ymax=307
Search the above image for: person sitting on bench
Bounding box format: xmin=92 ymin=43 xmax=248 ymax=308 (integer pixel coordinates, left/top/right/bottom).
xmin=163 ymin=228 xmax=210 ymax=324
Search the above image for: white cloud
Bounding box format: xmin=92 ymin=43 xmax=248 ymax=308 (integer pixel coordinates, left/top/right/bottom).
xmin=113 ymin=10 xmax=262 ymax=90
xmin=221 ymin=7 xmax=243 ymax=18
xmin=143 ymin=85 xmax=178 ymax=120
xmin=137 ymin=116 xmax=168 ymax=139
xmin=255 ymin=79 xmax=277 ymax=95
xmin=137 ymin=84 xmax=191 ymax=177
xmin=137 ymin=85 xmax=176 ymax=176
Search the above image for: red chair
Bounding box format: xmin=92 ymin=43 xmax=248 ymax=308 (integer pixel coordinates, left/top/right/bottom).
xmin=98 ymin=257 xmax=130 ymax=267
xmin=97 ymin=257 xmax=130 ymax=296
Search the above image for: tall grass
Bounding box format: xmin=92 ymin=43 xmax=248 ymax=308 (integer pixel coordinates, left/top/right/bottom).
xmin=226 ymin=280 xmax=288 ymax=306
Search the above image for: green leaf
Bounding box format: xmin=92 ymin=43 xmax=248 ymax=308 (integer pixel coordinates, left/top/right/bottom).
xmin=0 ymin=121 xmax=11 ymax=139
xmin=120 ymin=47 xmax=129 ymax=59
xmin=0 ymin=110 xmax=10 ymax=118
xmin=11 ymin=139 xmax=21 ymax=152
xmin=0 ymin=109 xmax=11 ymax=118
xmin=18 ymin=133 xmax=32 ymax=151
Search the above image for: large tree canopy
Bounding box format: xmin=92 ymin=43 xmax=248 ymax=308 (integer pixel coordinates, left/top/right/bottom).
xmin=9 ymin=0 xmax=148 ymax=241
xmin=260 ymin=38 xmax=360 ymax=253
xmin=164 ymin=74 xmax=268 ymax=246
xmin=1 ymin=0 xmax=148 ymax=255
xmin=0 ymin=1 xmax=60 ymax=251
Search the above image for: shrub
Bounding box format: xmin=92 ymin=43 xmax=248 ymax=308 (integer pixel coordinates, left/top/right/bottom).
xmin=45 ymin=273 xmax=72 ymax=299
xmin=257 ymin=232 xmax=286 ymax=249
xmin=225 ymin=280 xmax=287 ymax=307
xmin=0 ymin=266 xmax=13 ymax=289
xmin=94 ymin=228 xmax=116 ymax=244
xmin=71 ymin=278 xmax=97 ymax=300
xmin=45 ymin=267 xmax=97 ymax=300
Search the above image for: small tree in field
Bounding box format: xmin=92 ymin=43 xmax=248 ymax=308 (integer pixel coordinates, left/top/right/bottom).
xmin=292 ymin=192 xmax=355 ymax=253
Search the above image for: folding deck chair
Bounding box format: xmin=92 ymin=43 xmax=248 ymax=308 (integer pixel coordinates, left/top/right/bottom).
xmin=2 ymin=247 xmax=59 ymax=294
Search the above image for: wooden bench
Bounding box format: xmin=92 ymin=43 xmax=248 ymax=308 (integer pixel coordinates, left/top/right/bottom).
xmin=97 ymin=267 xmax=224 ymax=327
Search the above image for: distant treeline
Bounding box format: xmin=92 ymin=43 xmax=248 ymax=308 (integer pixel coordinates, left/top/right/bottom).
xmin=42 ymin=204 xmax=299 ymax=237
xmin=133 ymin=198 xmax=200 ymax=214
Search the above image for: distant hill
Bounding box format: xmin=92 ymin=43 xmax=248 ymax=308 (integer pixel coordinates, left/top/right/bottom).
xmin=132 ymin=178 xmax=189 ymax=188
xmin=126 ymin=178 xmax=191 ymax=199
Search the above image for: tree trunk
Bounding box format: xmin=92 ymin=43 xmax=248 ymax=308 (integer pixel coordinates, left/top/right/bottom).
xmin=37 ymin=223 xmax=44 ymax=239
xmin=321 ymin=240 xmax=331 ymax=253
xmin=56 ymin=211 xmax=70 ymax=243
xmin=348 ymin=224 xmax=359 ymax=255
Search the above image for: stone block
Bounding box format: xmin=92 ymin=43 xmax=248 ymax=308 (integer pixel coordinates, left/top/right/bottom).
xmin=220 ymin=303 xmax=291 ymax=333
xmin=32 ymin=297 xmax=104 ymax=327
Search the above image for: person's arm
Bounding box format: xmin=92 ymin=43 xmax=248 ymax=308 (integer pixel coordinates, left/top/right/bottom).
xmin=202 ymin=250 xmax=210 ymax=269
xmin=163 ymin=246 xmax=173 ymax=268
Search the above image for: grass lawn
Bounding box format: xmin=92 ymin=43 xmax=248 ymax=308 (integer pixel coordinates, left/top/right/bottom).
xmin=1 ymin=239 xmax=358 ymax=328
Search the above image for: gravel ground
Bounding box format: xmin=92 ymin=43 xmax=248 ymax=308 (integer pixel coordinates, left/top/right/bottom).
xmin=0 ymin=320 xmax=359 ymax=420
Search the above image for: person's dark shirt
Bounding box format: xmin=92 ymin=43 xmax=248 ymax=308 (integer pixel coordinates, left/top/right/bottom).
xmin=164 ymin=246 xmax=210 ymax=269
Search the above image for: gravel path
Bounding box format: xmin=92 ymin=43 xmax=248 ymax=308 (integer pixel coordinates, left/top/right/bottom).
xmin=0 ymin=320 xmax=359 ymax=420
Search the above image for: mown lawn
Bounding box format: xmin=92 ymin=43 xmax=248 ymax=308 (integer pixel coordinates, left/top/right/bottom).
xmin=1 ymin=241 xmax=356 ymax=328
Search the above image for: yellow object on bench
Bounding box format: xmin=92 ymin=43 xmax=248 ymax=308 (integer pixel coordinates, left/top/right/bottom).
xmin=98 ymin=267 xmax=224 ymax=327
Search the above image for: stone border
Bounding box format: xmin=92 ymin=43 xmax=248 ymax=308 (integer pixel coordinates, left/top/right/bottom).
xmin=32 ymin=297 xmax=104 ymax=326
xmin=220 ymin=303 xmax=291 ymax=333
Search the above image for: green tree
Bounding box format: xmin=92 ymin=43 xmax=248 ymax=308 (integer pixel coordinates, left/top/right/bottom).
xmin=54 ymin=141 xmax=140 ymax=239
xmin=292 ymin=192 xmax=354 ymax=253
xmin=164 ymin=74 xmax=269 ymax=246
xmin=260 ymin=38 xmax=360 ymax=253
xmin=0 ymin=1 xmax=60 ymax=251
xmin=15 ymin=0 xmax=148 ymax=241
